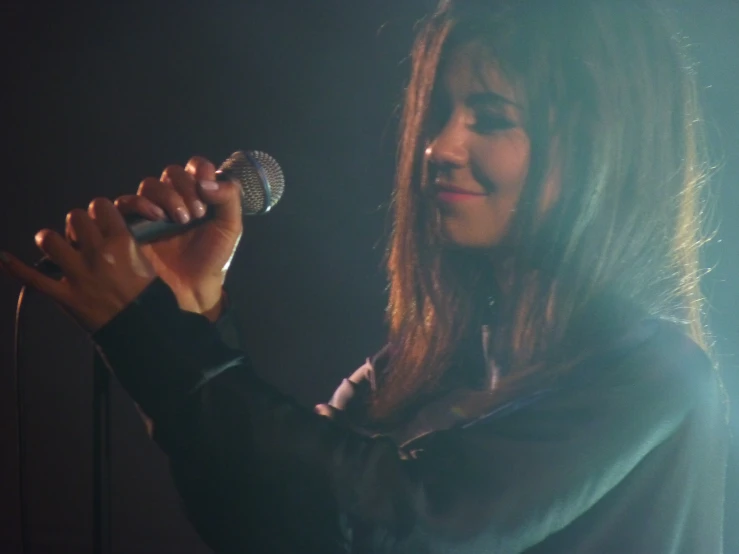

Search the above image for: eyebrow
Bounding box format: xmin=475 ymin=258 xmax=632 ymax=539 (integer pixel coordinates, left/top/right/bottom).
xmin=466 ymin=91 xmax=522 ymax=111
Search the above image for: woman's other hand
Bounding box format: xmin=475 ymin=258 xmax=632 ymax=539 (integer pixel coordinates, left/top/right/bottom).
xmin=114 ymin=156 xmax=243 ymax=321
xmin=0 ymin=198 xmax=157 ymax=332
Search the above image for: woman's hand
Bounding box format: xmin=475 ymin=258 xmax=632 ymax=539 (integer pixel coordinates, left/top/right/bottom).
xmin=0 ymin=198 xmax=157 ymax=332
xmin=114 ymin=156 xmax=243 ymax=321
xmin=0 ymin=156 xmax=244 ymax=330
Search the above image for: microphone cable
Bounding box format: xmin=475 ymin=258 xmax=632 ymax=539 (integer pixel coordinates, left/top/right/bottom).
xmin=13 ymin=285 xmax=30 ymax=554
xmin=13 ymin=286 xmax=112 ymax=554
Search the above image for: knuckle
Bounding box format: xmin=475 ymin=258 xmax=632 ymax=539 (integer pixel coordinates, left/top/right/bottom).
xmin=160 ymin=187 xmax=183 ymax=205
xmin=161 ymin=164 xmax=184 ymax=181
xmin=66 ymin=208 xmax=87 ymax=224
xmin=186 ymin=156 xmax=213 ymax=171
xmin=144 ymin=183 xmax=181 ymax=206
xmin=138 ymin=177 xmax=162 ymax=194
xmin=113 ymin=195 xmax=132 ymax=207
xmin=35 ymin=228 xmax=54 ymax=247
xmin=162 ymin=165 xmax=196 ymax=196
xmin=91 ymin=243 xmax=119 ymax=270
xmin=88 ymin=197 xmax=110 ymax=212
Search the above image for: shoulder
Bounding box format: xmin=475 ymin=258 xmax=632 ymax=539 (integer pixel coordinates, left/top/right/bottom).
xmin=457 ymin=318 xmax=727 ymax=451
xmin=596 ymin=317 xmax=725 ymax=419
xmin=635 ymin=319 xmax=714 ymax=385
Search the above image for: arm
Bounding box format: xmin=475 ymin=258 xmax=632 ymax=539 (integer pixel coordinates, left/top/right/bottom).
xmin=93 ymin=278 xmax=720 ymax=553
xmin=135 ymin=287 xmax=243 ymax=437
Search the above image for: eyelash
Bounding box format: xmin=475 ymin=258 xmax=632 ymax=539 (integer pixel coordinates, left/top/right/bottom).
xmin=428 ymin=104 xmax=515 ymax=136
xmin=472 ymin=111 xmax=515 ymax=134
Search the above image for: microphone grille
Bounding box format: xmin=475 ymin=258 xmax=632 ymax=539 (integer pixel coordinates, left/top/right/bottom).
xmin=218 ymin=150 xmax=285 ymax=215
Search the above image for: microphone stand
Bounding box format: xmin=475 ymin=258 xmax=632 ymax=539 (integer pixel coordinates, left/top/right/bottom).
xmin=92 ymin=351 xmax=111 ymax=554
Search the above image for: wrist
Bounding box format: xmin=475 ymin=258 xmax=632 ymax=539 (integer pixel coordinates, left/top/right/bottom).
xmin=178 ymin=283 xmax=226 ymax=322
xmin=198 ymin=292 xmax=225 ymax=322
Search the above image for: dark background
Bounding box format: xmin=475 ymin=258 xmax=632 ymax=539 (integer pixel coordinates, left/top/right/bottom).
xmin=0 ymin=1 xmax=737 ymax=552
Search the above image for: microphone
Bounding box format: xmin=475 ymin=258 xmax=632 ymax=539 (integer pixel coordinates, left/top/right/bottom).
xmin=36 ymin=150 xmax=285 ymax=278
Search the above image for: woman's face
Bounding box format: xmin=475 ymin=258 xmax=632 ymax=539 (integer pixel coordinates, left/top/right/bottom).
xmin=424 ymin=42 xmax=559 ymax=249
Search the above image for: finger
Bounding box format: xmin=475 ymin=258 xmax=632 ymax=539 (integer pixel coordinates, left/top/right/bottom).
xmin=187 ymin=156 xmax=242 ymax=231
xmin=138 ymin=177 xmax=192 ymax=224
xmin=196 ymin=178 xmax=243 ymax=233
xmin=65 ymin=208 xmax=104 ymax=258
xmin=161 ymin=164 xmax=206 ymax=220
xmin=115 ymin=194 xmax=166 ymax=221
xmin=34 ymin=229 xmax=84 ymax=278
xmin=89 ymin=197 xmax=130 ymax=237
xmin=0 ymin=250 xmax=70 ymax=299
xmin=185 ymin=156 xmax=217 ymax=182
xmin=314 ymin=404 xmax=336 ymax=419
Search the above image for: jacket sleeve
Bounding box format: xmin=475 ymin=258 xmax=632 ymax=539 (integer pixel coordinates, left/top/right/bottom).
xmin=132 ymin=287 xmax=244 ymax=438
xmin=92 ymin=278 xmax=719 ymax=553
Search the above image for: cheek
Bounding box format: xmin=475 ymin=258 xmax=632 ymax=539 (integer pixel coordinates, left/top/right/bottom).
xmin=470 ymin=138 xmax=530 ymax=244
xmin=476 ymin=137 xmax=530 ymax=198
xmin=478 ymin=135 xmax=561 ymax=218
xmin=473 ymin=192 xmax=518 ymax=245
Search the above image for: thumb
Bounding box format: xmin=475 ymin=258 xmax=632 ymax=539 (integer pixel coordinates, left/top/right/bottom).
xmin=197 ymin=178 xmax=242 ymax=231
xmin=186 ymin=156 xmax=242 ymax=231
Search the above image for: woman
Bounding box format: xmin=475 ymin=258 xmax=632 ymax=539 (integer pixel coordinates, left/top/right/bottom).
xmin=1 ymin=0 xmax=729 ymax=552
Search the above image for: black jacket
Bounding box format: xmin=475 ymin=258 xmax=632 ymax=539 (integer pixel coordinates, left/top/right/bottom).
xmin=93 ymin=278 xmax=729 ymax=553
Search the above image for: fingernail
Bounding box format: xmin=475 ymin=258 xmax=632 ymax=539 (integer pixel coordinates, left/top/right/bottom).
xmin=191 ymin=200 xmax=206 ymax=218
xmin=199 ymin=180 xmax=219 ymax=191
xmin=175 ymin=206 xmax=191 ymax=224
xmin=150 ymin=205 xmax=166 ymax=220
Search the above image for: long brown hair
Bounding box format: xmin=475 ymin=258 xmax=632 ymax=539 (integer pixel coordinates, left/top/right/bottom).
xmin=373 ymin=0 xmax=714 ymax=421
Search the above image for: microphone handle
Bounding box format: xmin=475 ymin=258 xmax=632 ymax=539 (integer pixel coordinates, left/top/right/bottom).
xmin=126 ymin=208 xmax=215 ymax=242
xmin=35 ymin=210 xmax=215 ymax=279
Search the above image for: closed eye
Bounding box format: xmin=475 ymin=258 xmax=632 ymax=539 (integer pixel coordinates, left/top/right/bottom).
xmin=472 ymin=111 xmax=516 ymax=135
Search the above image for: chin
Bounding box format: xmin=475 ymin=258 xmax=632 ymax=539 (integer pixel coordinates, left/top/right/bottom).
xmin=439 ymin=222 xmax=501 ymax=250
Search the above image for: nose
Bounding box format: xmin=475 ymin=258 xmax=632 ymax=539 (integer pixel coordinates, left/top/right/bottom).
xmin=424 ymin=116 xmax=468 ymax=169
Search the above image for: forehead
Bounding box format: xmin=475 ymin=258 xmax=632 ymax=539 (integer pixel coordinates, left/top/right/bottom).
xmin=439 ymin=41 xmax=516 ymax=101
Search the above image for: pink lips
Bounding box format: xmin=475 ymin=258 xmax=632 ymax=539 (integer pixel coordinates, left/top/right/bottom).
xmin=435 ymin=184 xmax=488 ymax=203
